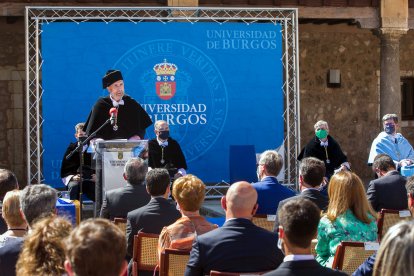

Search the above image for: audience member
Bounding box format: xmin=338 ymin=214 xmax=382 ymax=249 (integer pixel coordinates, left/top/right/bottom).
xmin=64 ymin=218 xmax=127 ymax=276
xmin=353 ymin=175 xmax=414 ymax=276
xmin=373 ymin=220 xmax=414 ymax=276
xmin=158 ymin=174 xmax=217 ymax=261
xmin=367 ymin=153 xmax=407 ymax=212
xmin=148 ymin=120 xmax=187 ymax=179
xmin=316 ymin=172 xmax=377 ymax=267
xmin=60 ymin=122 xmax=95 ymax=201
xmin=185 ymin=181 xmax=283 ymax=275
xmin=264 ymin=198 xmax=346 ymax=276
xmin=0 ymin=190 xmax=27 ymax=248
xmin=16 ymin=216 xmax=72 ymax=276
xmin=126 ymin=168 xmax=180 ymax=275
xmin=0 ymin=169 xmax=19 ymax=233
xmin=274 ymin=157 xmax=328 ymax=232
xmin=100 ymin=157 xmax=150 ymax=220
xmin=252 ymin=150 xmax=295 ymax=214
xmin=0 ymin=184 xmax=57 ymax=276
xmin=298 ymin=120 xmax=349 ymax=179
xmin=368 ymin=113 xmax=414 ymax=167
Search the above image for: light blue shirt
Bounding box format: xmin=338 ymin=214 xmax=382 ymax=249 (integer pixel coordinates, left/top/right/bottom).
xmin=368 ymin=132 xmax=414 ymax=164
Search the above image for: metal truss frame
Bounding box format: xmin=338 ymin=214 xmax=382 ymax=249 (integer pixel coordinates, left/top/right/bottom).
xmin=25 ymin=6 xmax=300 ymax=189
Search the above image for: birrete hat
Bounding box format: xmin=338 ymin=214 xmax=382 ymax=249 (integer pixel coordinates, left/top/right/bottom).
xmin=102 ymin=70 xmax=123 ymax=88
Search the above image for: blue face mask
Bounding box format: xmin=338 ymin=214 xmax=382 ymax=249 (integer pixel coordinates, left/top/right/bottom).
xmin=158 ymin=130 xmax=169 ymax=140
xmin=384 ymin=124 xmax=395 ymax=135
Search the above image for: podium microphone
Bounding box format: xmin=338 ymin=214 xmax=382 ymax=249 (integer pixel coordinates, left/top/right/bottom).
xmin=109 ymin=107 xmax=118 ymax=131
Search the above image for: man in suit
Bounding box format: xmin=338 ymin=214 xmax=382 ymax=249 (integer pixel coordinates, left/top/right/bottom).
xmin=252 ymin=150 xmax=296 ymax=214
xmin=0 ymin=169 xmax=19 ymax=233
xmin=0 ymin=184 xmax=57 ymax=276
xmin=100 ymin=157 xmax=150 ymax=220
xmin=264 ymin=198 xmax=346 ymax=276
xmin=367 ymin=153 xmax=407 ymax=212
xmin=126 ymin=168 xmax=180 ymax=274
xmin=185 ymin=181 xmax=283 ymax=276
xmin=274 ymin=157 xmax=328 ymax=232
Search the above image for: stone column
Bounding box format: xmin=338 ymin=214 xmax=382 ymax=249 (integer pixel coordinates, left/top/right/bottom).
xmin=379 ymin=29 xmax=406 ymax=117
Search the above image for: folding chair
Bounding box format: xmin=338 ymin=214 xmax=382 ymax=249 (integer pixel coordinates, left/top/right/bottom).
xmin=332 ymin=241 xmax=378 ymax=274
xmin=252 ymin=214 xmax=275 ymax=232
xmin=377 ymin=209 xmax=412 ymax=241
xmin=113 ymin=217 xmax=127 ymax=233
xmin=210 ymin=270 xmax=270 ymax=275
xmin=132 ymin=232 xmax=160 ymax=276
xmin=160 ymin=248 xmax=191 ymax=276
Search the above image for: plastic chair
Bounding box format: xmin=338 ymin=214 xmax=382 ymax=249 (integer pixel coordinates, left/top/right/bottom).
xmin=160 ymin=248 xmax=191 ymax=276
xmin=132 ymin=232 xmax=160 ymax=276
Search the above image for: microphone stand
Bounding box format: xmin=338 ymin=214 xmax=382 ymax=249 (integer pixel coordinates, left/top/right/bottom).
xmin=66 ymin=118 xmax=111 ymax=222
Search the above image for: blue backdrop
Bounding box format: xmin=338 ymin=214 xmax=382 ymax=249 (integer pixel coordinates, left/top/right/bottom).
xmin=41 ymin=21 xmax=284 ymax=188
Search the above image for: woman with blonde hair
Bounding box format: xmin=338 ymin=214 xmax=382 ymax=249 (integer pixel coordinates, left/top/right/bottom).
xmin=158 ymin=174 xmax=217 ymax=261
xmin=16 ymin=216 xmax=72 ymax=276
xmin=373 ymin=220 xmax=414 ymax=276
xmin=316 ymin=171 xmax=377 ymax=267
xmin=0 ymin=190 xmax=27 ymax=247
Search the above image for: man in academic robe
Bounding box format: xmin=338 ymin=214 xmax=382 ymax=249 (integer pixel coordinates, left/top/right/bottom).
xmin=148 ymin=120 xmax=187 ymax=179
xmin=60 ymin=122 xmax=95 ymax=201
xmin=84 ymin=70 xmax=152 ymax=140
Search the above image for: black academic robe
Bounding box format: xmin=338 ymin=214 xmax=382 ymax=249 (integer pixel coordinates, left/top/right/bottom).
xmin=60 ymin=142 xmax=94 ymax=179
xmin=298 ymin=135 xmax=347 ymax=178
xmin=84 ymin=95 xmax=152 ymax=140
xmin=148 ymin=137 xmax=187 ymax=176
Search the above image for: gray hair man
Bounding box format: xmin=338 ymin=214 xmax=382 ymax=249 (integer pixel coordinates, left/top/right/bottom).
xmin=100 ymin=157 xmax=150 ymax=220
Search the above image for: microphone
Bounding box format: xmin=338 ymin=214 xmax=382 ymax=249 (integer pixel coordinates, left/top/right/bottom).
xmin=109 ymin=107 xmax=118 ymax=131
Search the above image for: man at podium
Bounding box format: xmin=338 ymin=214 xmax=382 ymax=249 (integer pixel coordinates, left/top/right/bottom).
xmin=148 ymin=120 xmax=187 ymax=179
xmin=84 ymin=69 xmax=152 ymax=140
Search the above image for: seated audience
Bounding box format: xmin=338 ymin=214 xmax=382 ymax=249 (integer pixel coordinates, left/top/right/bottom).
xmin=158 ymin=174 xmax=217 ymax=261
xmin=264 ymin=198 xmax=346 ymax=276
xmin=16 ymin=216 xmax=72 ymax=276
xmin=316 ymin=171 xmax=377 ymax=267
xmin=252 ymin=150 xmax=296 ymax=214
xmin=0 ymin=184 xmax=57 ymax=276
xmin=100 ymin=157 xmax=150 ymax=220
xmin=353 ymin=175 xmax=414 ymax=276
xmin=373 ymin=220 xmax=414 ymax=276
xmin=185 ymin=181 xmax=283 ymax=275
xmin=0 ymin=169 xmax=19 ymax=233
xmin=367 ymin=153 xmax=407 ymax=212
xmin=274 ymin=157 xmax=328 ymax=232
xmin=0 ymin=190 xmax=27 ymax=248
xmin=64 ymin=218 xmax=127 ymax=276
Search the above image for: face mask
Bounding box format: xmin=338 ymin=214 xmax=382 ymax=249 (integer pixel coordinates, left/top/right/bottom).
xmin=316 ymin=129 xmax=328 ymax=139
xmin=158 ymin=130 xmax=169 ymax=140
xmin=257 ymin=165 xmax=262 ymax=181
xmin=384 ymin=124 xmax=395 ymax=135
xmin=277 ymin=238 xmax=286 ymax=255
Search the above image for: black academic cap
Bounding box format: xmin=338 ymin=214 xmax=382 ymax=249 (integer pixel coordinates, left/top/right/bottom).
xmin=102 ymin=70 xmax=123 ymax=88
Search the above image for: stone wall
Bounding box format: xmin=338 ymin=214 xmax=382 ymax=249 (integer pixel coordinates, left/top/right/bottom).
xmin=0 ymin=17 xmax=25 ymax=186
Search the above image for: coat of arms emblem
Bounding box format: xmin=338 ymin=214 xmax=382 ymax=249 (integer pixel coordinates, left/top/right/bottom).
xmin=153 ymin=59 xmax=178 ymax=100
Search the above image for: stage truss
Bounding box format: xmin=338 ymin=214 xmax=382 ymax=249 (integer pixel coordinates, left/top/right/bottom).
xmin=25 ymin=6 xmax=300 ymax=189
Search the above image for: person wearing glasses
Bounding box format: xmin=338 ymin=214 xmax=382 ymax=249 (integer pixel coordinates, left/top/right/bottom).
xmin=368 ymin=113 xmax=414 ymax=168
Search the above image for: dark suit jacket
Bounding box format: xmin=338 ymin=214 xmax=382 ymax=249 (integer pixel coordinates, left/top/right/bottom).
xmin=184 ymin=218 xmax=283 ymax=276
xmin=126 ymin=197 xmax=181 ymax=257
xmin=352 ymin=253 xmax=375 ymax=276
xmin=252 ymin=177 xmax=296 ymax=215
xmin=263 ymin=260 xmax=347 ymax=276
xmin=100 ymin=183 xmax=150 ymax=220
xmin=366 ymin=171 xmax=407 ymax=212
xmin=0 ymin=238 xmax=24 ymax=276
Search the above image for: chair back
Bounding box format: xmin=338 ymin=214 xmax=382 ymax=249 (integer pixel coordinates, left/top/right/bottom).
xmin=113 ymin=217 xmax=127 ymax=233
xmin=160 ymin=248 xmax=190 ymax=276
xmin=310 ymin=239 xmax=318 ymax=257
xmin=332 ymin=241 xmax=378 ymax=274
xmin=132 ymin=232 xmax=160 ymax=276
xmin=252 ymin=214 xmax=275 ymax=232
xmin=210 ymin=270 xmax=270 ymax=275
xmin=377 ymin=209 xmax=412 ymax=241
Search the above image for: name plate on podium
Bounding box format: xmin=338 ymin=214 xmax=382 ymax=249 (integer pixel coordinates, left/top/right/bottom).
xmin=93 ymin=139 xmax=148 ymax=216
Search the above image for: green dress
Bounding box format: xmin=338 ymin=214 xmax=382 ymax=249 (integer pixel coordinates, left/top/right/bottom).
xmin=316 ymin=209 xmax=378 ymax=267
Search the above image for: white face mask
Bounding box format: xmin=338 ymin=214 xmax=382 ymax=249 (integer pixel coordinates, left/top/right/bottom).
xmin=277 ymin=238 xmax=286 ymax=255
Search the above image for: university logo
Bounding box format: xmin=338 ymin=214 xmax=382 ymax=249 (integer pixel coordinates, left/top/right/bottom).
xmin=153 ymin=59 xmax=178 ymax=100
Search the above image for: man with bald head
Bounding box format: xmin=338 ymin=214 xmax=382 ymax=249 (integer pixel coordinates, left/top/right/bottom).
xmin=185 ymin=181 xmax=283 ymax=275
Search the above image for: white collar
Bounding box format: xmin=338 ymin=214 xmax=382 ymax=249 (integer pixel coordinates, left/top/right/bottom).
xmin=110 ymin=95 xmax=124 ymax=107
xmin=157 ymin=137 xmax=168 ymax=147
xmin=283 ymin=254 xmax=314 ymax=262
